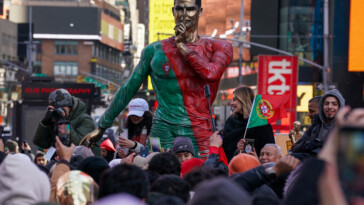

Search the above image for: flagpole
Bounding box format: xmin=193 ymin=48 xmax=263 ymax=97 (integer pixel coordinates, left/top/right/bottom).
xmin=243 ymin=96 xmax=256 ymax=139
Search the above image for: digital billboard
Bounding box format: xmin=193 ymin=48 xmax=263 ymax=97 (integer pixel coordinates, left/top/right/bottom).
xmin=348 ymin=0 xmax=364 ymax=72
xmin=148 ymin=0 xmax=174 ymax=44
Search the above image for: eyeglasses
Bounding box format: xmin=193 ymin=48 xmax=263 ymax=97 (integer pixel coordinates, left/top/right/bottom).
xmin=174 ymin=5 xmax=198 ymax=13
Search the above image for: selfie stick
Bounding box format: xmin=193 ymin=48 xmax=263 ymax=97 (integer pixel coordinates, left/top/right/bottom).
xmin=204 ymin=84 xmax=216 ymax=132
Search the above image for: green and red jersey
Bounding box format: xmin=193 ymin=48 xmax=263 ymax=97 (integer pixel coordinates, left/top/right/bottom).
xmin=99 ymin=37 xmax=233 ymax=156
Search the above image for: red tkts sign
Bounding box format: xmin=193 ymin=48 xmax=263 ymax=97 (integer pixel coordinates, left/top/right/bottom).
xmin=258 ymin=55 xmax=298 ymax=132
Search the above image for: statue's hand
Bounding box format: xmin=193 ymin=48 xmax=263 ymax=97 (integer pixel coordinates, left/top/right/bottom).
xmin=80 ymin=127 xmax=105 ymax=148
xmin=174 ymin=23 xmax=189 ymax=56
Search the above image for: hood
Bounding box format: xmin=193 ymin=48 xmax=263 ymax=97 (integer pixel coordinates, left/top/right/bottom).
xmin=68 ymin=97 xmax=87 ymax=120
xmin=318 ymin=89 xmax=345 ymax=124
xmin=0 ymin=153 xmax=50 ymax=205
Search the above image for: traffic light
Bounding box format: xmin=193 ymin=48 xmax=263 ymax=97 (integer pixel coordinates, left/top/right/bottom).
xmin=77 ymin=75 xmax=84 ymax=83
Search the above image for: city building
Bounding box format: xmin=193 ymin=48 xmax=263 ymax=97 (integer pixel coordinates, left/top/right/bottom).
xmin=9 ymin=0 xmax=125 ymax=85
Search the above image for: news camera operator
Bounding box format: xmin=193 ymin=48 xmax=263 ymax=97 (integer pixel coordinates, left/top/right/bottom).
xmin=33 ymin=89 xmax=100 ymax=156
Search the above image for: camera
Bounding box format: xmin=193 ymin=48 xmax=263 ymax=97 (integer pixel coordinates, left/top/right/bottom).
xmin=51 ymin=107 xmax=66 ymax=122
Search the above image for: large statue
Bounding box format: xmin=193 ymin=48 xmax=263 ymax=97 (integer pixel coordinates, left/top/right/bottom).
xmin=80 ymin=0 xmax=233 ymax=156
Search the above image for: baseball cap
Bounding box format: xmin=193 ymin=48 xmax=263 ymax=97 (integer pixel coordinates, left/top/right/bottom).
xmin=128 ymin=98 xmax=149 ymax=117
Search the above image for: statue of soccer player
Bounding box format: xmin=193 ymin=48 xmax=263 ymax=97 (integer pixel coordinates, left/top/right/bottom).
xmin=80 ymin=0 xmax=233 ymax=156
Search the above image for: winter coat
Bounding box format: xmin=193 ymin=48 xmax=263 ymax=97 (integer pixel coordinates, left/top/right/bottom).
xmin=33 ymin=97 xmax=100 ymax=155
xmin=291 ymin=89 xmax=345 ymax=154
xmin=222 ymin=114 xmax=275 ymax=162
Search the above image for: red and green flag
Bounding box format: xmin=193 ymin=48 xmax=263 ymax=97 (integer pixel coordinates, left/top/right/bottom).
xmin=247 ymin=94 xmax=290 ymax=129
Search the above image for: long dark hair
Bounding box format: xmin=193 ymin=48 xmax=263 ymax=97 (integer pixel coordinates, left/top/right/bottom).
xmin=126 ymin=111 xmax=153 ymax=140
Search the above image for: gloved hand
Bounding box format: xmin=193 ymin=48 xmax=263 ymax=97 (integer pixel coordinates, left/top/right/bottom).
xmin=41 ymin=106 xmax=54 ymax=126
xmin=80 ymin=127 xmax=105 ymax=148
xmin=305 ymin=138 xmax=323 ymax=152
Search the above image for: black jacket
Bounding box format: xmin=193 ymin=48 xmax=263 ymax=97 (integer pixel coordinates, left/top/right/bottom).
xmin=33 ymin=97 xmax=99 ymax=155
xmin=291 ymin=115 xmax=323 ymax=153
xmin=292 ymin=89 xmax=345 ymax=154
xmin=222 ymin=114 xmax=275 ymax=162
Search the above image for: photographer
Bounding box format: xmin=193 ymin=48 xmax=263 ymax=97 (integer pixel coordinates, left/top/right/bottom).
xmin=33 ymin=89 xmax=99 ymax=156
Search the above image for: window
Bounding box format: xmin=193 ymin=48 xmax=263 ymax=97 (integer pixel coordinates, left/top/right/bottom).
xmin=54 ymin=41 xmax=78 ymax=55
xmin=54 ymin=62 xmax=78 ymax=76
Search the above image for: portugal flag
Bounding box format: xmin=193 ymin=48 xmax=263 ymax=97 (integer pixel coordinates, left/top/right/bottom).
xmin=247 ymin=94 xmax=290 ymax=129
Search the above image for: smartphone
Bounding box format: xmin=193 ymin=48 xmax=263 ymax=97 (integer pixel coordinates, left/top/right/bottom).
xmin=337 ymin=126 xmax=364 ymax=200
xmin=57 ymin=120 xmax=71 ymax=147
xmin=149 ymin=137 xmax=162 ymax=152
xmin=118 ymin=129 xmax=129 ymax=154
xmin=244 ymin=139 xmax=255 ymax=153
xmin=140 ymin=146 xmax=149 ymax=158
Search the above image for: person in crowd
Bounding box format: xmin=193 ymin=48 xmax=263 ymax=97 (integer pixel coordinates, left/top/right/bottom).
xmin=98 ymin=163 xmax=148 ymax=201
xmin=4 ymin=140 xmax=19 ymax=154
xmin=284 ymin=107 xmax=364 ymax=205
xmin=231 ymin=155 xmax=300 ymax=201
xmin=0 ymin=153 xmax=51 ymax=204
xmin=33 ymin=89 xmax=99 ymax=155
xmin=188 ymin=177 xmax=252 ymax=205
xmin=291 ymin=89 xmax=345 ymax=154
xmin=172 ymin=136 xmax=195 ymax=162
xmin=171 ymin=132 xmax=227 ymax=174
xmin=34 ymin=151 xmax=47 ymax=166
xmin=308 ymin=96 xmax=322 ymax=121
xmin=77 ymin=156 xmax=110 ymax=185
xmin=148 ymin=152 xmax=181 ymax=176
xmin=100 ymin=138 xmax=116 ymax=163
xmin=93 ymin=193 xmax=144 ymax=205
xmin=222 ymin=85 xmax=275 ymax=162
xmin=56 ymin=170 xmax=99 ymax=204
xmin=148 ymin=174 xmax=190 ymax=204
xmin=228 ymin=153 xmax=261 ymax=176
xmin=80 ymin=0 xmax=233 ymax=158
xmin=259 ymin=144 xmax=282 ymax=164
xmin=117 ymin=98 xmax=153 ymax=155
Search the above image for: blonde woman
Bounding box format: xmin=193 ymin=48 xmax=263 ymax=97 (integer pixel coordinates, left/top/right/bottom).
xmin=222 ymin=85 xmax=254 ymax=162
xmin=222 ymin=85 xmax=275 ymax=162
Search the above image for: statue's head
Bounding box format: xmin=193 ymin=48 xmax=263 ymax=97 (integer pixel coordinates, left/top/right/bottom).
xmin=293 ymin=121 xmax=301 ymax=130
xmin=172 ymin=0 xmax=202 ymax=30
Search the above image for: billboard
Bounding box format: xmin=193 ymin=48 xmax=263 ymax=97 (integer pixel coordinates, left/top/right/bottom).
xmin=148 ymin=0 xmax=174 ymax=44
xmin=258 ymin=55 xmax=298 ymax=132
xmin=348 ymin=0 xmax=364 ymax=72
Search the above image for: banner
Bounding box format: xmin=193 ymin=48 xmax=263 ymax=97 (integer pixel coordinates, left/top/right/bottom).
xmin=258 ymin=55 xmax=298 ymax=132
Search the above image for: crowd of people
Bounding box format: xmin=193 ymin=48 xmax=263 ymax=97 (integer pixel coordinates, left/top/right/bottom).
xmin=0 ymin=0 xmax=362 ymax=204
xmin=0 ymin=86 xmax=363 ymax=205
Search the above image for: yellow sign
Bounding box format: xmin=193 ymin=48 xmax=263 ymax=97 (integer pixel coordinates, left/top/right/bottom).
xmin=148 ymin=75 xmax=154 ymax=90
xmin=149 ymin=0 xmax=175 ymax=44
xmin=348 ymin=0 xmax=364 ymax=71
xmin=297 ymin=85 xmax=313 ymax=112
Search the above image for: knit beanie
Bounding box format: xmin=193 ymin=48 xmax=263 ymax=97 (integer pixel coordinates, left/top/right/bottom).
xmin=172 ymin=137 xmax=194 ymax=155
xmin=77 ymin=156 xmax=110 ymax=184
xmin=181 ymin=158 xmax=204 ymax=177
xmin=228 ymin=153 xmax=260 ymax=176
xmin=73 ymin=146 xmax=95 ymax=158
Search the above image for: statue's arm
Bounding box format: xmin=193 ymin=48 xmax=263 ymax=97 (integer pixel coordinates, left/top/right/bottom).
xmin=185 ymin=40 xmax=233 ymax=82
xmin=98 ymin=45 xmax=154 ymax=129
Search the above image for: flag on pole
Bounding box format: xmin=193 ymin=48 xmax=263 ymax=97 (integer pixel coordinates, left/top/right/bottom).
xmin=247 ymin=94 xmax=290 ymax=129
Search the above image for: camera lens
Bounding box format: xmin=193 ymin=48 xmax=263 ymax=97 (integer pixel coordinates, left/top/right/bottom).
xmin=51 ymin=107 xmax=65 ymax=121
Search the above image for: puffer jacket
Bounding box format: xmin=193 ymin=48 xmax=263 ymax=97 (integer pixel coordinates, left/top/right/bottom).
xmin=33 ymin=97 xmax=100 ymax=156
